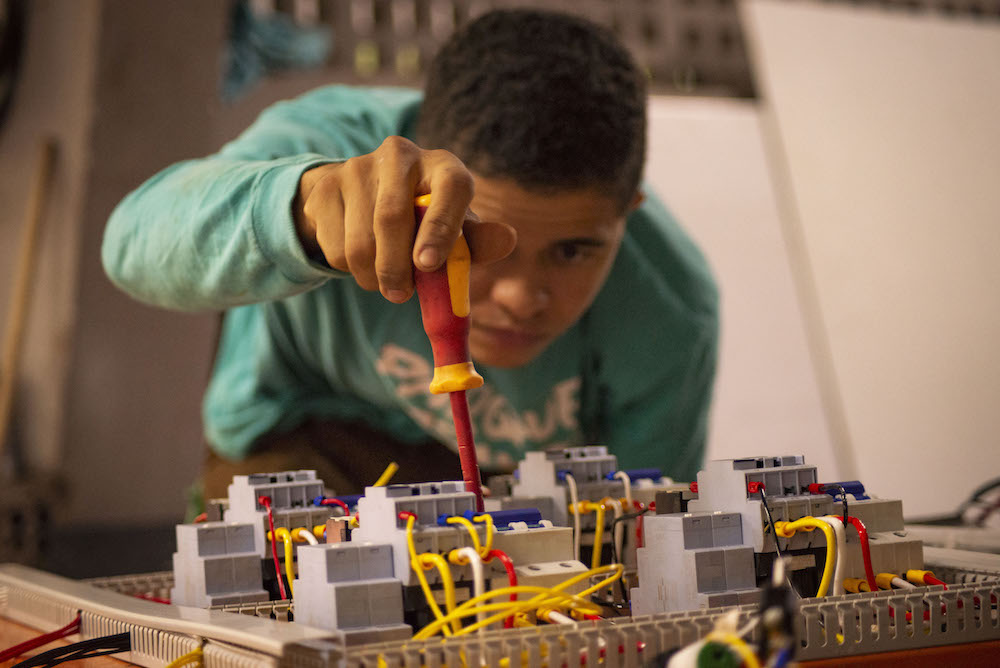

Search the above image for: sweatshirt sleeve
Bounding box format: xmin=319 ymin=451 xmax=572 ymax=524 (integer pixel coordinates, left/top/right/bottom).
xmin=102 ymin=86 xmax=422 ymax=311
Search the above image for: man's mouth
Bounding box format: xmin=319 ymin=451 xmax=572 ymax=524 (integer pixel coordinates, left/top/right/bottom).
xmin=471 ymin=323 xmax=545 ymax=348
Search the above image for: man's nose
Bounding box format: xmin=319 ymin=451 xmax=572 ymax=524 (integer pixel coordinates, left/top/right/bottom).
xmin=489 ymin=276 xmax=550 ymax=321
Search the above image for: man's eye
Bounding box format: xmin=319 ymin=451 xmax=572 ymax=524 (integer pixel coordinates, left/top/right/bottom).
xmin=552 ymin=242 xmax=586 ymax=263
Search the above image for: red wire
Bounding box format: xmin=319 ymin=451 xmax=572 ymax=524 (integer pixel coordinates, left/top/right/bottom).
xmin=844 ymin=515 xmax=877 ymax=593
xmin=134 ymin=593 xmax=171 ymax=604
xmin=321 ymin=498 xmax=350 ymax=514
xmin=258 ymin=495 xmax=288 ymax=600
xmin=485 ymin=549 xmax=518 ymax=628
xmin=632 ymin=501 xmax=645 ymax=548
xmin=924 ymin=573 xmax=948 ymax=589
xmin=0 ymin=614 xmax=81 ymax=662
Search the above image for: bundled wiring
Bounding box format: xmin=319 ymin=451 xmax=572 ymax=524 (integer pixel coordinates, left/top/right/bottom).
xmin=817 ymin=516 xmax=846 ymax=595
xmin=774 ymin=518 xmax=836 ymax=597
xmin=412 ymin=563 xmax=623 ymax=640
xmin=843 ymin=515 xmax=877 ymax=592
xmin=0 ymin=615 xmax=81 ymax=662
xmin=11 ymin=632 xmax=131 ymax=668
xmin=268 ymin=527 xmax=296 ymax=595
xmin=258 ymin=495 xmax=288 ymax=600
xmin=164 ymin=647 xmax=203 ymax=668
xmin=401 ymin=512 xmax=455 ymax=637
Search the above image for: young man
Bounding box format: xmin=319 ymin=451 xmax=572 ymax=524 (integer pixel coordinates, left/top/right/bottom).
xmin=103 ymin=9 xmax=719 ymax=498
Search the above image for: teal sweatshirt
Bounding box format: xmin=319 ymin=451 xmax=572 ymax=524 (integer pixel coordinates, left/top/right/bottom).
xmin=102 ymin=86 xmax=718 ymax=481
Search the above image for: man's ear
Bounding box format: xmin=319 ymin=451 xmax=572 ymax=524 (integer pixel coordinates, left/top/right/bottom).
xmin=626 ymin=189 xmax=645 ymax=214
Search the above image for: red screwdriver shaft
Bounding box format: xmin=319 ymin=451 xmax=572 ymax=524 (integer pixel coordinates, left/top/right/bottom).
xmin=413 ymin=195 xmax=485 ymax=511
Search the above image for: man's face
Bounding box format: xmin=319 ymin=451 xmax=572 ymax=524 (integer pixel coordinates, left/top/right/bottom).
xmin=467 ymin=175 xmax=630 ymax=368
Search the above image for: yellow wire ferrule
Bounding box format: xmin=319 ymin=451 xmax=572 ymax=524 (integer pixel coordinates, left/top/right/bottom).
xmin=844 ymin=577 xmax=871 ymax=593
xmin=906 ymin=569 xmax=934 ymax=586
xmin=876 ymin=572 xmax=900 ymax=590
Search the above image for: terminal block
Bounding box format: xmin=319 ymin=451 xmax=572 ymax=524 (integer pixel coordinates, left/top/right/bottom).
xmin=225 ymin=471 xmax=334 ymax=556
xmin=351 ymin=481 xmax=485 ymax=587
xmin=633 ymin=456 xmax=925 ymax=613
xmin=631 ymin=511 xmax=757 ymax=614
xmin=171 ymin=521 xmax=269 ymax=607
xmin=293 ymin=541 xmax=410 ymax=645
xmin=510 ymin=448 xmax=624 ymax=527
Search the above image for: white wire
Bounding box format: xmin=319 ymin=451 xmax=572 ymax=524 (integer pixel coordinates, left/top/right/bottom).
xmin=293 ymin=528 xmax=318 ymax=545
xmin=818 ymin=516 xmax=846 ymax=596
xmin=613 ymin=471 xmax=633 ymax=509
xmin=604 ymin=497 xmax=624 ymax=563
xmin=566 ymin=473 xmax=581 ymax=561
xmin=453 ymin=547 xmax=486 ymax=625
xmin=892 ymin=576 xmax=916 ymax=589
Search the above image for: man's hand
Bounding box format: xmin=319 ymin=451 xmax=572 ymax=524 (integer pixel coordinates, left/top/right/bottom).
xmin=294 ymin=136 xmax=515 ymax=303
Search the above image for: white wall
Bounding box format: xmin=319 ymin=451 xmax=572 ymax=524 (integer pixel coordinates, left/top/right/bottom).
xmin=645 ymin=97 xmax=837 ymax=478
xmin=741 ymin=0 xmax=1000 ymax=516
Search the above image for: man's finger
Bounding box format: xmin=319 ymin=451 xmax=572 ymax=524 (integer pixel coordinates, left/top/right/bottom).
xmin=373 ymin=165 xmax=419 ymax=302
xmin=413 ymin=158 xmax=474 ymax=271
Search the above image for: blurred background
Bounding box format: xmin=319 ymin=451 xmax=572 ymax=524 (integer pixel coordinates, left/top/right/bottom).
xmin=0 ymin=0 xmax=997 ymax=576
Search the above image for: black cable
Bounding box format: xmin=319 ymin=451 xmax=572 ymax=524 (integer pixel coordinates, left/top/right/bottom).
xmin=12 ymin=632 xmax=130 ymax=668
xmin=605 ymin=508 xmax=649 ymax=607
xmin=757 ymin=488 xmax=784 ymax=562
xmin=822 ymin=484 xmax=849 ymax=525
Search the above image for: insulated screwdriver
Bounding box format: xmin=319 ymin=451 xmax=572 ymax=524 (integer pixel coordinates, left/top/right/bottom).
xmin=412 ymin=194 xmax=486 ymax=512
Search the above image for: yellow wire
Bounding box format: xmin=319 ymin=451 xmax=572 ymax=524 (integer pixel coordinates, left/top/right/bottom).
xmin=413 ymin=587 xmax=601 ymax=639
xmin=473 ymin=513 xmax=495 ymax=555
xmin=446 ymin=516 xmax=483 ymax=554
xmin=704 ymin=632 xmax=761 ymax=668
xmin=580 ymin=501 xmax=607 ymax=568
xmin=163 ymin=648 xmax=203 ymax=668
xmin=403 ymin=513 xmax=454 ymax=637
xmin=775 ymin=517 xmax=836 ymax=597
xmin=373 ymin=461 xmax=399 ymax=487
xmin=413 ymin=564 xmax=623 ymax=640
xmin=268 ymin=528 xmax=296 ymax=596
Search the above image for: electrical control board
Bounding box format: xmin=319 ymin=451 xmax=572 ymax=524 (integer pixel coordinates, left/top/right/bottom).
xmin=1 ymin=452 xmax=998 ymax=668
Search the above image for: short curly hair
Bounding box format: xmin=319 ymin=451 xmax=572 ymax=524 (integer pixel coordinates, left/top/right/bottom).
xmin=416 ymin=9 xmax=647 ymax=210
